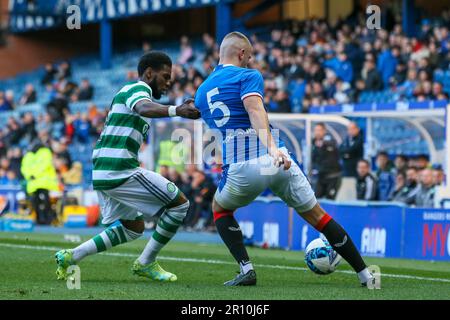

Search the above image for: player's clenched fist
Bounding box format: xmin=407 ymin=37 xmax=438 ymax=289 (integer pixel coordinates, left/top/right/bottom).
xmin=176 ymin=98 xmax=201 ymax=119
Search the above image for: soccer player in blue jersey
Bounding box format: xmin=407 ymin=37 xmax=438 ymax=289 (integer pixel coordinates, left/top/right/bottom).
xmin=195 ymin=32 xmax=373 ymax=286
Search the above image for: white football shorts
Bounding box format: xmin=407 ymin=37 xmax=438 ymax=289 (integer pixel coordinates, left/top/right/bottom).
xmin=97 ymin=168 xmax=179 ymax=225
xmin=215 ymin=147 xmax=317 ymax=213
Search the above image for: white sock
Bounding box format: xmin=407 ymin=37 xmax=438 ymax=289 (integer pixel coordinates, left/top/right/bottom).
xmin=72 ymin=225 xmax=142 ymax=262
xmin=138 ymin=202 xmax=189 ymax=265
xmin=240 ymin=261 xmax=254 ymax=274
xmin=358 ymin=268 xmax=372 ymax=283
xmin=72 ymin=239 xmax=97 ymax=262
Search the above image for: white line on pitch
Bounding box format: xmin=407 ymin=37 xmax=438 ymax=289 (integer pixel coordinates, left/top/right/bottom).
xmin=1 ymin=243 xmax=450 ymax=284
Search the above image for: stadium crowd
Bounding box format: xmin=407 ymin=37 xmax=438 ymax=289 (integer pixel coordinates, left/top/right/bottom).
xmin=158 ymin=9 xmax=450 ymax=113
xmin=310 ymin=121 xmax=444 ymax=208
xmin=1 ymin=10 xmax=450 ymax=226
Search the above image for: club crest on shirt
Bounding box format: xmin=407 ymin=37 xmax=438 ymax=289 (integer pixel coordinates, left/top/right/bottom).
xmin=167 ymin=183 xmax=177 ymax=193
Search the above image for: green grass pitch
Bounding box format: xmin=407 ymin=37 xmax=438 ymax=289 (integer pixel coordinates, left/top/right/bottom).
xmin=1 ymin=231 xmax=450 ymax=300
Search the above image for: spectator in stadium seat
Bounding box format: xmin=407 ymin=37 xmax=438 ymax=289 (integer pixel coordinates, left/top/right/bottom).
xmin=412 ymin=168 xmax=436 ymax=208
xmin=62 ymin=81 xmax=78 ymax=100
xmin=178 ymin=36 xmax=194 ymax=65
xmin=0 ymin=157 xmax=10 ymax=173
xmin=404 ymin=167 xmax=421 ymax=204
xmin=325 ymin=51 xmax=353 ymax=83
xmin=397 ymin=68 xmax=418 ymax=98
xmin=36 ymin=113 xmax=53 ymax=136
xmin=64 ymin=114 xmax=75 ymax=143
xmin=56 ymin=61 xmax=72 ymax=79
xmin=390 ymin=61 xmax=407 ymax=87
xmin=4 ymin=170 xmax=19 ymax=185
xmin=389 ymin=171 xmax=410 ymax=202
xmin=202 ymin=33 xmax=217 ymax=57
xmin=415 ymin=80 xmax=434 ymax=101
xmin=200 ymin=57 xmax=214 ymax=78
xmin=41 ymin=63 xmax=57 ymax=85
xmin=74 ymin=78 xmax=94 ymax=101
xmin=394 ymin=155 xmax=408 ymax=174
xmin=186 ymin=66 xmax=203 ymax=84
xmin=52 ymin=139 xmax=72 ymax=170
xmin=377 ymin=45 xmax=400 ymax=87
xmin=4 ymin=117 xmax=22 ymax=146
xmin=0 ymin=91 xmax=13 ymax=111
xmin=18 ymin=112 xmax=38 ymax=148
xmin=375 ymin=151 xmax=396 ymax=201
xmin=415 ymin=154 xmax=430 ymax=170
xmin=73 ymin=113 xmax=91 ymax=144
xmin=19 ymin=84 xmax=37 ymax=105
xmin=310 ymin=123 xmax=342 ymax=200
xmin=431 ymin=82 xmax=445 ymax=100
xmin=0 ymin=169 xmax=19 ymax=185
xmin=339 ymin=122 xmax=364 ymax=178
xmin=7 ymin=147 xmax=23 ymax=179
xmin=356 ymin=159 xmax=378 ymax=201
xmin=46 ymin=96 xmax=69 ymax=123
xmin=5 ymin=90 xmax=15 ymax=109
xmin=333 ymin=79 xmax=351 ymax=104
xmin=432 ymin=164 xmax=445 ymax=186
xmin=357 ymin=59 xmax=383 ymax=92
xmin=268 ymin=90 xmax=291 ymax=113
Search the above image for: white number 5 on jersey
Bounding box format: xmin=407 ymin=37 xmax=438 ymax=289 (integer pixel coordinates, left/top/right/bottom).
xmin=207 ymin=87 xmax=230 ymax=127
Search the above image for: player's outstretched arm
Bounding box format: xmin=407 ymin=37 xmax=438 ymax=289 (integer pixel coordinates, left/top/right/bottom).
xmin=134 ymin=98 xmax=200 ymax=119
xmin=243 ymin=95 xmax=291 ymax=170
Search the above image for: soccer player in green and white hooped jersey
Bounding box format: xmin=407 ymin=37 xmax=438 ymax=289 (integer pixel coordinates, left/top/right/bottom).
xmin=55 ymin=51 xmax=200 ymax=282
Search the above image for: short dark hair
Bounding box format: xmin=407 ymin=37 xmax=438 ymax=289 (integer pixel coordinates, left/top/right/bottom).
xmin=315 ymin=122 xmax=326 ymax=129
xmin=377 ymin=151 xmax=389 ymax=158
xmin=137 ymin=51 xmax=172 ymax=77
xmin=395 ymin=155 xmax=408 ymax=162
xmin=416 ymin=154 xmax=429 ymax=161
xmin=358 ymin=159 xmax=370 ymax=167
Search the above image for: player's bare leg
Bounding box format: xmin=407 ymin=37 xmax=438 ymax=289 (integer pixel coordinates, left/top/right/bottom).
xmin=298 ymin=203 xmax=373 ymax=286
xmin=213 ymin=199 xmax=256 ymax=286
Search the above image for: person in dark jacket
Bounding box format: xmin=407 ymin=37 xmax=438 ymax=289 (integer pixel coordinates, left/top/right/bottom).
xmin=375 ymin=151 xmax=395 ymax=201
xmin=364 ymin=59 xmax=383 ymax=91
xmin=356 ymin=159 xmax=378 ymax=200
xmin=339 ymin=122 xmax=364 ymax=177
xmin=41 ymin=63 xmax=57 ymax=85
xmin=394 ymin=155 xmax=408 ymax=174
xmin=310 ymin=123 xmax=342 ymax=199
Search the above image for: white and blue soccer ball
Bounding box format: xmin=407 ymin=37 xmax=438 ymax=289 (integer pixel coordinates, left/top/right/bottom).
xmin=304 ymin=238 xmax=341 ymax=275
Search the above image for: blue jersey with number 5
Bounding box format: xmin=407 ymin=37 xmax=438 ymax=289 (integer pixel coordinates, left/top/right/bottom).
xmin=195 ymin=64 xmax=283 ymax=164
xmin=195 ymin=64 xmax=264 ymax=132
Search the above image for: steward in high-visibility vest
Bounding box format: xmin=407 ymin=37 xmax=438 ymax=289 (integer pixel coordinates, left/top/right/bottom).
xmin=21 ymin=144 xmax=59 ymax=195
xmin=157 ymin=139 xmax=189 ymax=174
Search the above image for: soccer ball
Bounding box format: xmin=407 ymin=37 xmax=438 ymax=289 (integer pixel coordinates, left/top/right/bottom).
xmin=304 ymin=238 xmax=341 ymax=275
